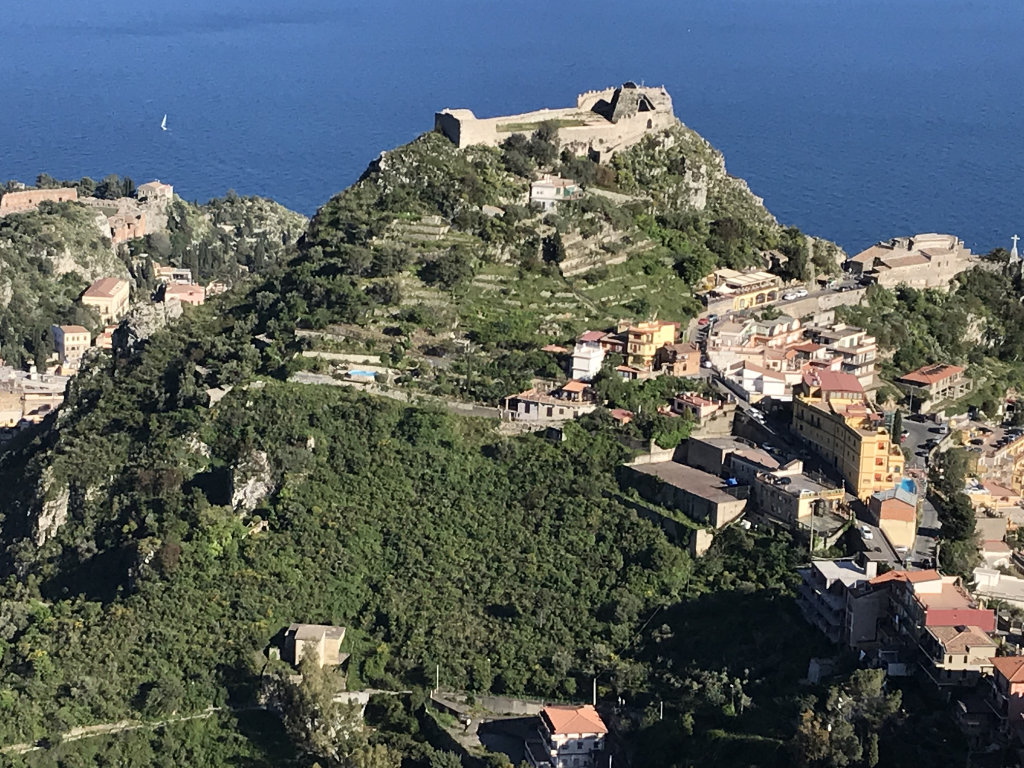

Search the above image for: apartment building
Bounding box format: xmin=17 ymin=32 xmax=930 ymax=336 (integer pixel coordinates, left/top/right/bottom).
xmin=797 ymin=554 xmax=881 ymax=646
xmin=791 ymin=370 xmax=903 ymax=499
xmin=807 ymin=323 xmax=878 ymax=388
xmin=869 ymin=570 xmax=996 ymax=687
xmin=989 ymin=657 xmax=1024 ymax=737
xmin=626 ymin=321 xmax=678 ymax=368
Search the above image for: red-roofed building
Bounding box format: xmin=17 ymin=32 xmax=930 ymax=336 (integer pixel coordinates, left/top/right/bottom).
xmin=860 ymin=569 xmax=997 ymax=687
xmin=526 ymin=705 xmax=607 ymax=768
xmin=991 ymin=656 xmax=1024 ymax=736
xmin=608 ymin=408 xmax=633 ymax=425
xmin=802 ymin=369 xmax=865 ymax=397
xmin=896 ymin=363 xmax=972 ymax=413
xmin=164 ymin=283 xmax=206 ymax=306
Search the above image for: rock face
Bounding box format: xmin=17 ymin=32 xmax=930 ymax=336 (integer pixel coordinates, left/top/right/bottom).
xmin=231 ymin=450 xmax=274 ymax=513
xmin=34 ymin=468 xmax=69 ymax=546
xmin=112 ymin=299 xmax=184 ymax=355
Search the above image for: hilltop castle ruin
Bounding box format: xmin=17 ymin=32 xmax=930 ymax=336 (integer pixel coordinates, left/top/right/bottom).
xmin=435 ymin=82 xmax=676 ymax=162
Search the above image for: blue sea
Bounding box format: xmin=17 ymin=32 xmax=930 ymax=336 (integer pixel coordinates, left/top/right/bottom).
xmin=2 ymin=0 xmax=1023 ymax=254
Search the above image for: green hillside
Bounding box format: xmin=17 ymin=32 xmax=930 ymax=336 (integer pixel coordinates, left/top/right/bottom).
xmin=0 ymin=125 xmax=933 ymax=768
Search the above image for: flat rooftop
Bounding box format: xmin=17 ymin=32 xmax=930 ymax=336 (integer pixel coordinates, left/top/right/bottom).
xmin=808 ymin=558 xmax=873 ymax=589
xmin=630 ymin=461 xmax=743 ymax=504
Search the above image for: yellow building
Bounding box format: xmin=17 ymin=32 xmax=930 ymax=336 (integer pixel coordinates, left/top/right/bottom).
xmin=81 ymin=277 xmax=130 ymax=324
xmin=626 ymin=321 xmax=678 ymax=368
xmin=702 ymin=269 xmax=783 ymax=312
xmin=792 ymin=370 xmax=903 ymax=499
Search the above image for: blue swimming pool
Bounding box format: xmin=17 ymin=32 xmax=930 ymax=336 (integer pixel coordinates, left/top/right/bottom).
xmin=900 ymin=478 xmax=917 ymax=494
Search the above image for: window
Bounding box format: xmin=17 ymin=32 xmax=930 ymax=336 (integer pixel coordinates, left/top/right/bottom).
xmin=577 ymin=740 xmax=584 ymax=750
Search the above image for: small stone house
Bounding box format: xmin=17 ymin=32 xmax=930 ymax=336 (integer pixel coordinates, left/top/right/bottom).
xmin=283 ymin=624 xmax=348 ymax=669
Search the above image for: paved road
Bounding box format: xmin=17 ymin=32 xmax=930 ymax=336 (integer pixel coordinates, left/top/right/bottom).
xmin=912 ymin=495 xmax=940 ymax=569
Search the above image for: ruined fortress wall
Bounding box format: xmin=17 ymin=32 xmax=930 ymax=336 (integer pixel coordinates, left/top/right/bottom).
xmin=559 ymin=110 xmax=677 ymax=160
xmin=576 ymin=87 xmax=617 ymax=111
xmin=436 ymin=109 xmax=500 ymax=148
xmin=0 ymin=187 xmax=78 ymax=214
xmin=437 ymin=85 xmax=677 ymax=160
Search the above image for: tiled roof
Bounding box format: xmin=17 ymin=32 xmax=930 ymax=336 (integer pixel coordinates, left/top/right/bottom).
xmin=992 ymin=656 xmax=1024 ymax=684
xmin=83 ymin=277 xmax=127 ymax=298
xmin=869 ymin=569 xmax=940 ymax=585
xmin=542 ymin=705 xmax=608 ymax=735
xmin=59 ymin=325 xmax=89 ymax=334
xmin=898 ymin=363 xmax=965 ymax=386
xmin=578 ymin=330 xmax=606 ymax=343
xmin=876 ymin=498 xmax=916 ymax=522
xmin=561 ymin=380 xmax=587 ymax=394
xmin=803 ymin=369 xmax=864 ymax=393
xmin=928 ymin=625 xmax=995 ymax=653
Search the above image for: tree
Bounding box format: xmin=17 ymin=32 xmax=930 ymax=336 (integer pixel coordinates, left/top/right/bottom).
xmin=542 ymin=233 xmax=565 ymax=264
xmin=273 ymin=657 xmax=366 ymax=766
xmin=420 ymin=248 xmax=473 ymax=290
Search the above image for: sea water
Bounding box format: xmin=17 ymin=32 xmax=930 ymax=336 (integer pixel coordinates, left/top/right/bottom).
xmin=1 ymin=0 xmax=1022 ymax=253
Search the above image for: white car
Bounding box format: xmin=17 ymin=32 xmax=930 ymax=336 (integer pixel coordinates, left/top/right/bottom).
xmin=782 ymin=292 xmax=799 ymax=301
xmin=794 ymin=288 xmax=809 ymax=298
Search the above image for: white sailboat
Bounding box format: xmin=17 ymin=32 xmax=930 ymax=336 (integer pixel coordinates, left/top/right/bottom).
xmin=160 ymin=114 xmax=167 ymax=131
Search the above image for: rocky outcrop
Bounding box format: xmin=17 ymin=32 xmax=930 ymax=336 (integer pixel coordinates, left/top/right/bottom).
xmin=231 ymin=449 xmax=274 ymax=513
xmin=34 ymin=468 xmax=70 ymax=546
xmin=112 ymin=299 xmax=184 ymax=355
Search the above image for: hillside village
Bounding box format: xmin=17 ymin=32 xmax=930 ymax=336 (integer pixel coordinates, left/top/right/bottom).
xmin=5 ymin=85 xmax=1024 ymax=766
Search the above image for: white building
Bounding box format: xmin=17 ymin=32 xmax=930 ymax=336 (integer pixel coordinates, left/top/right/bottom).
xmin=526 ymin=705 xmax=608 ymax=768
xmin=530 ymin=176 xmax=581 ymax=212
xmin=571 ymin=341 xmax=605 ymax=382
xmin=51 ymin=325 xmax=91 ymax=370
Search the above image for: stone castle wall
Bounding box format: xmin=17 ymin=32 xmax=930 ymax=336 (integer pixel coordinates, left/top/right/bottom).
xmin=0 ymin=187 xmax=78 ymax=214
xmin=435 ymin=84 xmax=676 ymax=162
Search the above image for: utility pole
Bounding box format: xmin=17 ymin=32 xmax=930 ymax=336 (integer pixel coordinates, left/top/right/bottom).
xmin=659 ymin=700 xmax=663 ymax=721
xmin=435 ymin=664 xmax=439 ymax=694
xmin=592 ymin=678 xmax=597 ymax=707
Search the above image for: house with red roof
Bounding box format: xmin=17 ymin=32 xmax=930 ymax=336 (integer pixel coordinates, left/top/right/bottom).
xmin=526 ymin=704 xmax=607 ymax=768
xmin=896 ymin=362 xmax=972 ymax=413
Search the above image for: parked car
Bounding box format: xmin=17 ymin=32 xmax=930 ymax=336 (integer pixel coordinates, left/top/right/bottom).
xmin=794 ymin=288 xmax=809 ymax=298
xmin=861 ymin=529 xmax=874 ymax=541
xmin=783 ymin=292 xmax=799 ymax=301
